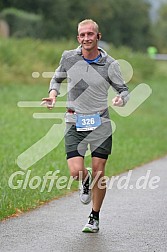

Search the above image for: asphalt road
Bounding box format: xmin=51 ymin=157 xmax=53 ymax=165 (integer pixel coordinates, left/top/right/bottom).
xmin=0 ymin=156 xmax=167 ymax=252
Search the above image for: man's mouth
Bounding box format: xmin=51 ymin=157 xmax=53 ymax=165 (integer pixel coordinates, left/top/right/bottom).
xmin=83 ymin=42 xmax=92 ymax=45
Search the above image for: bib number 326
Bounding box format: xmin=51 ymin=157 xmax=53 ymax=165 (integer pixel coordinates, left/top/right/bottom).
xmin=76 ymin=113 xmax=101 ymax=131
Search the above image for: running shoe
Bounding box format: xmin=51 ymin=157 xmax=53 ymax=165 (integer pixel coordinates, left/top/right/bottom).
xmin=82 ymin=213 xmax=99 ymax=233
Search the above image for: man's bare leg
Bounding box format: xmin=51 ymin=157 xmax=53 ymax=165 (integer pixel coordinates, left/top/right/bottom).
xmin=67 ymin=156 xmax=88 ymax=180
xmin=91 ymin=157 xmax=107 ymax=211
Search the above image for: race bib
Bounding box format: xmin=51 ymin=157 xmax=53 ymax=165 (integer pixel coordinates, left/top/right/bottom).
xmin=76 ymin=113 xmax=101 ymax=131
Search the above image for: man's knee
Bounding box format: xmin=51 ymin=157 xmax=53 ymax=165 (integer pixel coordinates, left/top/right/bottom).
xmin=70 ymin=168 xmax=83 ymax=179
xmin=92 ymin=159 xmax=106 ymax=178
xmin=92 ymin=164 xmax=105 ymax=180
xmin=68 ymin=160 xmax=85 ymax=179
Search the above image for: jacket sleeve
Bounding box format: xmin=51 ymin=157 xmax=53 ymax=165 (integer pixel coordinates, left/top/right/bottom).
xmin=109 ymin=60 xmax=129 ymax=105
xmin=48 ymin=52 xmax=67 ymax=95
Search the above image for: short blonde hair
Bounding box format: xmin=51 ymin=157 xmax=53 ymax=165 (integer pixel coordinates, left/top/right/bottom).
xmin=78 ymin=19 xmax=99 ymax=33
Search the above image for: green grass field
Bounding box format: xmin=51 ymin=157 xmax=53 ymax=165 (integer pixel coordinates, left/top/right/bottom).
xmin=0 ymin=39 xmax=167 ymax=220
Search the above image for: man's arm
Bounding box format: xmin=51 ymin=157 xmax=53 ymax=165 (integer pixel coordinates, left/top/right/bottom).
xmin=41 ymin=52 xmax=67 ymax=109
xmin=109 ymin=60 xmax=129 ymax=107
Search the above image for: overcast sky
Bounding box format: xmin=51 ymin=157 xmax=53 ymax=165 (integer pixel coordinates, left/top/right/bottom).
xmin=147 ymin=0 xmax=167 ymax=21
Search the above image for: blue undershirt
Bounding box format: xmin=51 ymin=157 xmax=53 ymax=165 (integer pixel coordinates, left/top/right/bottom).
xmin=83 ymin=54 xmax=101 ymax=64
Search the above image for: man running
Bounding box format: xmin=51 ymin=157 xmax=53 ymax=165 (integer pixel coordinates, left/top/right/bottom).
xmin=42 ymin=19 xmax=129 ymax=233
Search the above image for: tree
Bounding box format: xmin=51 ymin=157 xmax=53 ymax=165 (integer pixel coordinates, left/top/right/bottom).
xmin=0 ymin=0 xmax=153 ymax=50
xmin=152 ymin=3 xmax=167 ymax=52
xmin=85 ymin=0 xmax=152 ymax=50
xmin=0 ymin=0 xmax=43 ymax=13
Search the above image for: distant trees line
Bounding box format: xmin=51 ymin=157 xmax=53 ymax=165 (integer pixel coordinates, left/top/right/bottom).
xmin=0 ymin=0 xmax=166 ymax=51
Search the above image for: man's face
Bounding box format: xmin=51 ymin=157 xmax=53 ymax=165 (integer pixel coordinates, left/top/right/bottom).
xmin=77 ymin=24 xmax=98 ymax=51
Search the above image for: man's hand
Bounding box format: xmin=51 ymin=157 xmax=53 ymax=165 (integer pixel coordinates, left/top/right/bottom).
xmin=112 ymin=96 xmax=124 ymax=107
xmin=41 ymin=97 xmax=56 ymax=109
xmin=41 ymin=90 xmax=57 ymax=109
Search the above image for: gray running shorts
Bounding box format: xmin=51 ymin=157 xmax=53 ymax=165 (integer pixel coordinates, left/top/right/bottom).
xmin=64 ymin=122 xmax=112 ymax=159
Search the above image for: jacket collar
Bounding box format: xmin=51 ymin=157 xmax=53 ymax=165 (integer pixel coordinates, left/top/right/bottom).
xmin=76 ymin=45 xmax=108 ymax=65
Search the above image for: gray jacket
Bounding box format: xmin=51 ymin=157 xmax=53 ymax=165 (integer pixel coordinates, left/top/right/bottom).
xmin=49 ymin=46 xmax=129 ymax=121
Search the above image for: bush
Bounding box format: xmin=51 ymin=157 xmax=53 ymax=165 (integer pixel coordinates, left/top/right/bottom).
xmin=0 ymin=8 xmax=42 ymax=38
xmin=0 ymin=38 xmax=77 ymax=85
xmin=0 ymin=38 xmax=158 ymax=86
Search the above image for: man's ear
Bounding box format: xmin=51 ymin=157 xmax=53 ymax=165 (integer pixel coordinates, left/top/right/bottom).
xmin=77 ymin=35 xmax=80 ymax=44
xmin=97 ymin=33 xmax=102 ymax=40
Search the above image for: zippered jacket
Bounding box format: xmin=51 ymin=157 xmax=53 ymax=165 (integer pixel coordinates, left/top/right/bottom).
xmin=49 ymin=46 xmax=129 ymax=120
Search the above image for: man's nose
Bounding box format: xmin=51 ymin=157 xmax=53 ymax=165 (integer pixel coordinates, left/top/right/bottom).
xmin=84 ymin=34 xmax=89 ymax=40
